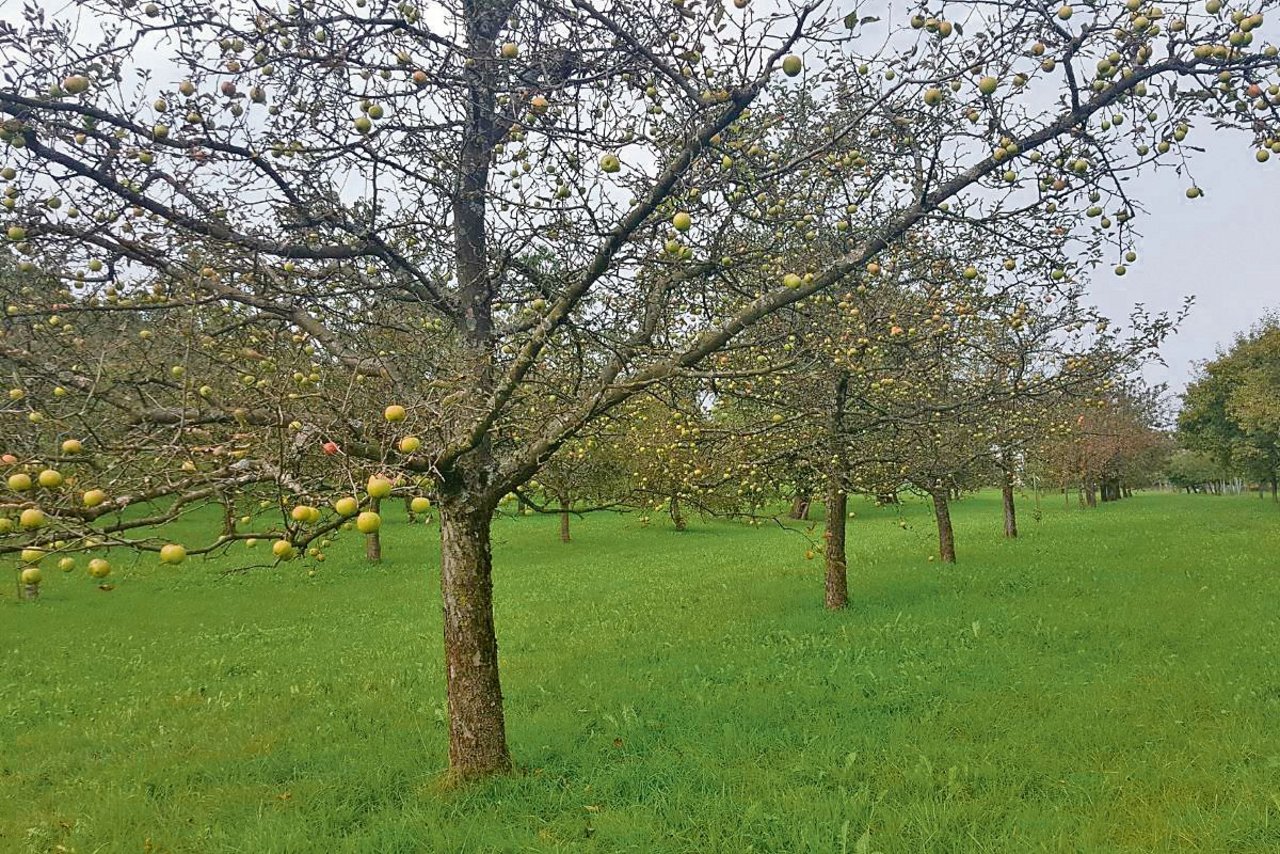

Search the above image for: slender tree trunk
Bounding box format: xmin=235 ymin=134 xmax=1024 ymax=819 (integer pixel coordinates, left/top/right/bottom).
xmin=365 ymin=496 xmax=382 ymax=563
xmin=1000 ymin=452 xmax=1018 ymax=539
xmin=823 ymin=478 xmax=848 ymax=610
xmin=558 ymin=495 xmax=571 ymax=543
xmin=405 ymin=494 xmax=417 ymax=523
xmin=221 ymin=496 xmax=236 ymax=535
xmin=789 ymin=492 xmax=811 ymax=520
xmin=820 ymin=371 xmax=851 ymax=610
xmin=1272 ymin=477 xmax=1278 ymax=502
xmin=1084 ymin=483 xmax=1098 ymax=508
xmin=1002 ymin=481 xmax=1018 ymax=539
xmin=669 ymin=495 xmax=687 ymax=531
xmin=931 ymin=489 xmax=957 ymax=564
xmin=438 ymin=497 xmax=510 ymax=780
xmin=20 ymin=580 xmax=38 ymax=601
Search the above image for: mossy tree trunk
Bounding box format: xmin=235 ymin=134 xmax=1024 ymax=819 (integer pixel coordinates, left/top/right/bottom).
xmin=438 ymin=494 xmax=511 ymax=780
xmin=822 ymin=372 xmax=850 ymax=610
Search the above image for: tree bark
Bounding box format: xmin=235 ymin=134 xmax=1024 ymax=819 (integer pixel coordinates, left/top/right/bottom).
xmin=1000 ymin=452 xmax=1018 ymax=539
xmin=931 ymin=489 xmax=957 ymax=564
xmin=1002 ymin=480 xmax=1018 ymax=539
xmin=669 ymin=495 xmax=687 ymax=531
xmin=365 ymin=496 xmax=382 ymax=563
xmin=559 ymin=496 xmax=571 ymax=543
xmin=823 ymin=481 xmax=848 ymax=610
xmin=221 ymin=496 xmax=236 ymax=535
xmin=438 ymin=497 xmax=511 ymax=780
xmin=20 ymin=582 xmax=38 ymax=601
xmin=822 ymin=371 xmax=850 ymax=609
xmin=789 ymin=492 xmax=811 ymax=520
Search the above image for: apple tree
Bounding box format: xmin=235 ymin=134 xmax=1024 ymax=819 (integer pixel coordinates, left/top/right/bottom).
xmin=3 ymin=0 xmax=1279 ymax=778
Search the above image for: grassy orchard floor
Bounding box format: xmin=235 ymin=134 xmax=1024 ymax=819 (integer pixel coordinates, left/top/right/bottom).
xmin=2 ymin=493 xmax=1280 ymax=852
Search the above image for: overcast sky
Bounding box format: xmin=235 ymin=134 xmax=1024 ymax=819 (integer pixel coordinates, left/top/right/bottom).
xmin=1087 ymin=130 xmax=1280 ymax=398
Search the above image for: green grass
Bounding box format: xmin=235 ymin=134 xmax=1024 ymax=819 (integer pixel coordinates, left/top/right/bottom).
xmin=3 ymin=491 xmax=1280 ymax=853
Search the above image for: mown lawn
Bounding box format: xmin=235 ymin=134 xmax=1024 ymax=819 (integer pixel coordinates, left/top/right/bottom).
xmin=2 ymin=490 xmax=1279 ymax=853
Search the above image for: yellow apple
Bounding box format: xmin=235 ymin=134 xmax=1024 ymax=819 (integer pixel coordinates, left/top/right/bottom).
xmin=63 ymin=75 xmax=91 ymax=94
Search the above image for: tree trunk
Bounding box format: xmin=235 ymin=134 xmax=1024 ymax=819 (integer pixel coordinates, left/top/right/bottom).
xmin=1002 ymin=480 xmax=1018 ymax=539
xmin=669 ymin=495 xmax=687 ymax=531
xmin=365 ymin=496 xmax=382 ymax=563
xmin=789 ymin=492 xmax=811 ymax=520
xmin=558 ymin=496 xmax=571 ymax=543
xmin=823 ymin=480 xmax=848 ymax=610
xmin=1000 ymin=452 xmax=1017 ymax=539
xmin=1272 ymin=478 xmax=1278 ymax=502
xmin=438 ymin=498 xmax=511 ymax=780
xmin=221 ymin=496 xmax=236 ymax=535
xmin=20 ymin=581 xmax=38 ymax=601
xmin=1084 ymin=483 xmax=1098 ymax=508
xmin=931 ymin=490 xmax=957 ymax=564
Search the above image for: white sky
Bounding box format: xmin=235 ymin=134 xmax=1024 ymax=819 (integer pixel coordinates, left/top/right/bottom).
xmin=1092 ymin=130 xmax=1280 ymax=395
